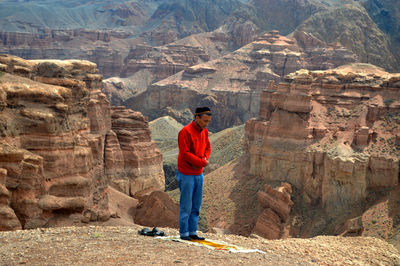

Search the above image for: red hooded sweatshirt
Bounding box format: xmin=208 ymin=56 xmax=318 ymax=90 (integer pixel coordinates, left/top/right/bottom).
xmin=177 ymin=121 xmax=211 ymax=175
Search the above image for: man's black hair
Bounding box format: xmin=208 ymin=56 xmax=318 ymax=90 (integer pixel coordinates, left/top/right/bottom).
xmin=195 ymin=107 xmax=212 ymax=117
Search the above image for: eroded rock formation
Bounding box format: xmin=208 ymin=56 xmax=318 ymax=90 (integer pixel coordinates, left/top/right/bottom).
xmin=101 ymin=24 xmax=261 ymax=106
xmin=122 ymin=44 xmax=210 ymax=78
xmin=126 ymin=30 xmax=357 ymax=131
xmin=110 ymin=106 xmax=164 ymax=197
xmin=0 ymin=168 xmax=21 ymax=230
xmin=0 ymin=54 xmax=164 ymax=230
xmin=253 ymin=183 xmax=293 ymax=239
xmin=245 ymin=63 xmax=400 ymax=235
xmin=102 ymin=43 xmax=211 ymax=104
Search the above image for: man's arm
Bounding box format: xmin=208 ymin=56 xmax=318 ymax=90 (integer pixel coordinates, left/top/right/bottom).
xmin=201 ymin=132 xmax=211 ymax=167
xmin=204 ymin=131 xmax=211 ymax=160
xmin=178 ymin=130 xmax=208 ymax=168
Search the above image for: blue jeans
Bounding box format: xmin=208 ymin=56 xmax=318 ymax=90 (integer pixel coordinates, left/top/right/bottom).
xmin=177 ymin=171 xmax=204 ymax=237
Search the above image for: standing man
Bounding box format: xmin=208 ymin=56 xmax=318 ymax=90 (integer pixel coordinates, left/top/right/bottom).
xmin=177 ymin=107 xmax=212 ymax=241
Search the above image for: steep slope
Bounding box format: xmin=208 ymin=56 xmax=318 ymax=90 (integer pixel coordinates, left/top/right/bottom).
xmin=363 ymin=0 xmax=400 ymax=39
xmin=296 ymin=3 xmax=397 ymax=71
xmin=140 ymin=0 xmax=248 ymax=44
xmin=230 ymin=0 xmax=400 ymax=71
xmin=203 ymin=157 xmax=264 ymax=235
xmin=248 ymin=63 xmax=400 ymax=237
xmin=248 ymin=0 xmax=329 ymax=35
xmin=363 ymin=0 xmax=400 ymax=71
xmin=0 ymin=0 xmax=158 ymax=32
xmin=149 ymin=116 xmax=183 ymax=153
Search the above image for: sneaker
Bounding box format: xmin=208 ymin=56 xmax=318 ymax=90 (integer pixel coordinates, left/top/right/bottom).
xmin=138 ymin=228 xmax=154 ymax=236
xmin=152 ymin=227 xmax=165 ymax=236
xmin=180 ymin=236 xmax=191 ymax=241
xmin=189 ymin=235 xmax=205 ymax=240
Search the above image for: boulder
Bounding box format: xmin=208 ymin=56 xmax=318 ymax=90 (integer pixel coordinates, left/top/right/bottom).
xmin=134 ymin=191 xmax=179 ymax=228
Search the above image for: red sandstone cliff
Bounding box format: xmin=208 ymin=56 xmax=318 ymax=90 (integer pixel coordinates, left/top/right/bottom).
xmin=245 ymin=63 xmax=400 ymax=237
xmin=0 ymin=54 xmax=165 ymax=230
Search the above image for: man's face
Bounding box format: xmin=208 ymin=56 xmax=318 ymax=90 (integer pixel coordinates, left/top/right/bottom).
xmin=195 ymin=114 xmax=211 ymax=129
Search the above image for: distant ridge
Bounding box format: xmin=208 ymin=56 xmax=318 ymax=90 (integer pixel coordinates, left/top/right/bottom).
xmin=1 ymin=0 xmax=399 ymax=71
xmin=149 ymin=116 xmax=183 ymax=141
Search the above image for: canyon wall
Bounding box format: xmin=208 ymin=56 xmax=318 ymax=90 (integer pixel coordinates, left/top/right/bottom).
xmin=0 ymin=30 xmax=129 ymax=78
xmin=245 ymin=63 xmax=400 ymax=236
xmin=0 ymin=54 xmax=164 ymax=230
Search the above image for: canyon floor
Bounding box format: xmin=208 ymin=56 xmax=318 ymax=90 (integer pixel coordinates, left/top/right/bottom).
xmin=0 ymin=224 xmax=399 ymax=265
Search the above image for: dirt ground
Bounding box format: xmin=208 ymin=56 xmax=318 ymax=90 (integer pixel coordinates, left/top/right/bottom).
xmin=0 ymin=224 xmax=399 ymax=265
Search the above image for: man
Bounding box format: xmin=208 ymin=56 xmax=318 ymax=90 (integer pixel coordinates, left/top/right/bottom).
xmin=177 ymin=107 xmax=211 ymax=241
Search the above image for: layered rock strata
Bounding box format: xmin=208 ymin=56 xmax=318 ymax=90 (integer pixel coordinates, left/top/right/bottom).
xmin=0 ymin=54 xmax=164 ymax=230
xmin=102 ymin=44 xmax=211 ymax=104
xmin=1 ymin=0 xmax=400 ymax=74
xmin=0 ymin=168 xmax=21 ymax=230
xmin=253 ymin=183 xmax=293 ymax=239
xmin=122 ymin=44 xmax=210 ymax=78
xmin=126 ymin=30 xmax=357 ymax=131
xmin=110 ymin=106 xmax=164 ymax=197
xmin=0 ymin=30 xmax=128 ymax=78
xmin=101 ymin=25 xmax=259 ymax=106
xmin=245 ymin=63 xmax=400 ymax=233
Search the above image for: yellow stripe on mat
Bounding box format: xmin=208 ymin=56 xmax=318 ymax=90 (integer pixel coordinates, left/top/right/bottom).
xmin=190 ymin=239 xmax=239 ymax=251
xmin=155 ymin=236 xmax=266 ymax=254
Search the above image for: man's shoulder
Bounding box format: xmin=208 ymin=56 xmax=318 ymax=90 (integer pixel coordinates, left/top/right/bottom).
xmin=179 ymin=122 xmax=193 ymax=134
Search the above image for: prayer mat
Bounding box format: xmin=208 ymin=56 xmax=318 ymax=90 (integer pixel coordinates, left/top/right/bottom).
xmin=155 ymin=236 xmax=266 ymax=254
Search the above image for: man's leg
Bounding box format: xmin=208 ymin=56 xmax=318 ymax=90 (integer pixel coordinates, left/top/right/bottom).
xmin=177 ymin=171 xmax=194 ymax=238
xmin=188 ymin=173 xmax=204 ymax=236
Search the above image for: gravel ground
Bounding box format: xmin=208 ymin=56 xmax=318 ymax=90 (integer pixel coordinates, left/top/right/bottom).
xmin=1 ymin=224 xmax=399 ymax=265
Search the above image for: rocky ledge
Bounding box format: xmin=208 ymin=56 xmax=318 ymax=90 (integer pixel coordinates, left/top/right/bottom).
xmin=0 ymin=54 xmax=165 ymax=230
